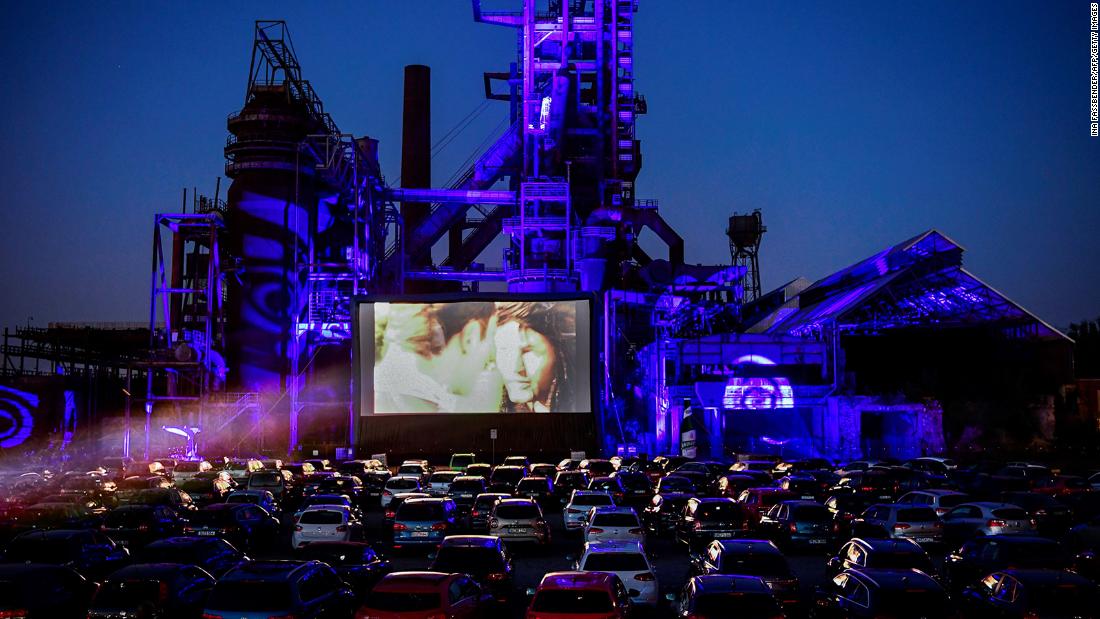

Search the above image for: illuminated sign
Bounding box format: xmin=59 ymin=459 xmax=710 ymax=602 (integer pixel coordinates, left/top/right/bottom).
xmin=722 ymin=354 xmax=795 ymax=411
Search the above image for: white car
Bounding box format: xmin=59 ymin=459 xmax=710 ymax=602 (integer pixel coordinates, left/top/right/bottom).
xmin=584 ymin=506 xmax=644 ymax=544
xmin=427 ymin=471 xmax=462 ymax=497
xmin=381 ymin=476 xmax=422 ymax=508
xmin=897 ymin=489 xmax=971 ymax=517
xmin=291 ymin=504 xmax=358 ymax=548
xmin=564 ymin=490 xmax=615 ymax=531
xmin=942 ymin=502 xmax=1035 ymax=541
xmin=576 ymin=540 xmax=658 ymax=606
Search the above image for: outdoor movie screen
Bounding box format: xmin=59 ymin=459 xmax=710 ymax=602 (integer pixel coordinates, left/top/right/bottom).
xmin=356 ymin=297 xmax=592 ymax=414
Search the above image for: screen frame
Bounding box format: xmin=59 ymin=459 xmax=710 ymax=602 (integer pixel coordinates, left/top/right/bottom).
xmin=352 ymin=291 xmax=599 ymax=417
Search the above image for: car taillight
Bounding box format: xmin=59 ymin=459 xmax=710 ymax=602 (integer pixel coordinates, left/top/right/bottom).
xmin=0 ymin=610 xmax=28 ymax=619
xmin=200 ymin=614 xmax=223 ymax=619
xmin=393 ymin=523 xmax=408 ymax=531
xmin=486 ymin=572 xmax=507 ymax=581
xmin=634 ymin=572 xmax=655 ymax=581
xmin=383 ymin=490 xmax=392 ymax=495
xmin=138 ymin=524 xmax=149 ymax=532
xmin=384 ymin=510 xmax=395 ymax=519
xmin=789 ymin=523 xmax=798 ymax=533
xmin=894 ymin=523 xmax=911 ymax=530
xmin=471 ymin=510 xmax=480 ymax=517
xmin=294 ymin=525 xmax=303 ymax=531
xmin=336 ymin=524 xmax=348 ymax=532
xmin=629 ymin=527 xmax=644 ymax=534
xmin=988 ymin=519 xmax=1007 ymax=528
xmin=431 ymin=522 xmax=448 ymax=531
xmin=588 ymin=527 xmax=604 ymax=534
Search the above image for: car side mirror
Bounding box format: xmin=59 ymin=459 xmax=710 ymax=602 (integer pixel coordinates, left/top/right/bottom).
xmin=664 ymin=592 xmax=677 ymax=603
xmin=565 ymin=554 xmax=575 ymax=562
xmin=525 ymin=587 xmax=537 ymax=598
xmin=427 ymin=552 xmax=437 ymax=560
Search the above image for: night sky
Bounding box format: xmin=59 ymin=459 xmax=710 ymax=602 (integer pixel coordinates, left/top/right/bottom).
xmin=1 ymin=1 xmax=1097 ymax=332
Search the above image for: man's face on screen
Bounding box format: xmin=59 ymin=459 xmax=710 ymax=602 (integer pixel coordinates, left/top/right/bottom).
xmin=495 ymin=320 xmax=556 ymax=406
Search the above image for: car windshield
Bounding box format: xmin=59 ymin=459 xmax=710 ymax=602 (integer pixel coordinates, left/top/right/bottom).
xmin=897 ymin=508 xmax=938 ymax=522
xmin=992 ymin=508 xmax=1029 ymax=520
xmin=429 ymin=474 xmax=458 ymax=484
xmin=491 ymin=469 xmax=524 ymax=484
xmin=367 ymin=591 xmax=441 ymax=611
xmin=248 ymin=473 xmax=282 ymax=487
xmin=694 ymin=593 xmax=781 ymax=615
xmin=719 ymin=554 xmax=789 ymax=577
xmin=299 ymin=510 xmax=344 ymax=525
xmin=91 ymin=579 xmax=162 ymax=607
xmin=192 ymin=510 xmax=237 ymax=526
xmin=556 ymin=473 xmax=588 ymax=488
xmin=938 ymin=495 xmax=969 ymax=508
xmin=591 ymin=513 xmax=638 ymax=527
xmin=388 ymin=479 xmax=419 ymax=491
xmin=398 ymin=503 xmax=445 ymax=521
xmin=451 ymin=480 xmax=484 ymax=492
xmin=207 ymin=582 xmax=293 ymax=611
xmin=432 ymin=547 xmax=505 ymax=572
xmin=697 ymin=503 xmax=745 ymax=523
xmin=532 ymin=590 xmax=613 ymax=613
xmin=660 ymin=477 xmax=693 ymax=492
xmin=451 ymin=455 xmax=475 ymax=467
xmin=495 ymin=504 xmax=540 ymax=519
xmin=867 ymin=551 xmax=933 ymax=571
xmin=105 ymin=509 xmax=154 ymax=527
xmin=791 ymin=505 xmax=830 ymax=521
xmin=583 ymin=553 xmax=648 ymax=571
xmin=5 ymin=537 xmax=79 ymax=562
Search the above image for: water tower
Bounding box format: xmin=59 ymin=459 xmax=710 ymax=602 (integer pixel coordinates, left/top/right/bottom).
xmin=727 ymin=210 xmax=766 ymax=302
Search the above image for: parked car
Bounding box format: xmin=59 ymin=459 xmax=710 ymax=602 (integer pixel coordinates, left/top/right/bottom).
xmin=853 ymin=503 xmax=943 ymax=547
xmin=426 ymin=471 xmax=462 ymax=497
xmin=690 ymin=539 xmax=799 ymax=607
xmin=449 ymin=453 xmax=477 ymax=473
xmin=488 ymin=466 xmax=526 ymax=493
xmin=675 ymin=497 xmax=752 ymax=553
xmin=525 ymin=571 xmax=634 ymax=619
xmin=87 ymin=563 xmax=216 ymax=619
xmin=669 ymin=574 xmax=784 ymax=619
xmin=941 ymin=502 xmax=1035 ymax=546
xmin=294 ymin=541 xmax=390 ymax=600
xmin=3 ymin=528 xmax=130 ymax=580
xmin=515 ymin=476 xmax=556 ymax=508
xmin=469 ymin=492 xmax=511 ymax=532
xmin=758 ymin=499 xmax=835 ymax=549
xmin=182 ymin=503 xmax=280 ymax=551
xmin=584 ymin=506 xmax=644 ymax=544
xmin=448 ymin=476 xmax=487 ymax=513
xmin=137 ymin=536 xmax=248 ymax=578
xmin=960 ymin=569 xmax=1099 ymax=619
xmin=293 ymin=504 xmax=362 ymax=548
xmin=392 ymin=498 xmax=458 ymax=550
xmin=430 ymin=535 xmax=515 ymax=604
xmin=225 ymin=489 xmax=279 ymax=514
xmin=827 ymin=538 xmax=934 ymax=579
xmin=0 ymin=563 xmax=98 ymax=619
xmin=737 ymin=488 xmax=796 ymax=525
xmin=998 ymin=491 xmax=1075 ymax=536
xmin=489 ymin=498 xmax=550 ymax=545
xmin=357 ymin=571 xmax=496 ymax=619
xmin=942 ymin=535 xmax=1071 ymax=593
xmin=465 ymin=463 xmax=493 ymax=480
xmin=381 ymin=476 xmax=422 ymax=508
xmin=575 ymin=540 xmax=658 ymax=607
xmin=203 ymin=560 xmax=357 ymax=619
xmin=642 ymin=492 xmax=693 ymax=537
xmin=589 ymin=476 xmax=627 ymax=505
xmin=813 ymin=568 xmax=950 ymax=618
xmin=612 ymin=470 xmax=655 ymax=506
xmin=655 ymin=474 xmax=697 ymax=496
xmin=896 ymin=489 xmax=971 ymax=517
xmin=825 ymin=493 xmax=880 ymax=539
xmin=563 ymin=490 xmax=616 ymax=531
xmin=552 ymin=470 xmax=592 ymax=503
xmin=100 ymin=504 xmax=184 ymax=548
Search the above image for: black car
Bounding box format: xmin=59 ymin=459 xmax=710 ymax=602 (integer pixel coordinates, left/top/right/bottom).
xmin=514 ymin=476 xmax=556 ymax=509
xmin=182 ymin=503 xmax=279 ymax=551
xmin=778 ymin=475 xmax=825 ymax=501
xmin=87 ymin=563 xmax=215 ymax=619
xmin=0 ymin=563 xmax=98 ymax=619
xmin=691 ymin=539 xmax=800 ymax=607
xmin=448 ymin=476 xmax=487 ymax=513
xmin=758 ymin=500 xmax=835 ymax=549
xmin=827 ymin=538 xmax=934 ymax=579
xmin=294 ymin=541 xmax=390 ymax=599
xmin=960 ymin=569 xmax=1098 ymax=618
xmin=101 ymin=504 xmax=184 ymax=549
xmin=2 ymin=529 xmax=130 ymax=580
xmin=611 ymin=470 xmax=655 ymax=506
xmin=643 ymin=491 xmax=693 ymax=537
xmin=117 ymin=487 xmax=196 ymax=514
xmin=469 ymin=493 xmax=511 ymax=531
xmin=487 ymin=466 xmax=526 ymax=493
xmin=314 ymin=476 xmax=369 ymax=508
xmin=202 ymin=560 xmax=357 ymax=619
xmin=360 ymin=470 xmax=392 ymax=505
xmin=430 ymin=535 xmax=515 ymax=603
xmin=999 ymin=491 xmax=1075 ymax=536
xmin=942 ymin=535 xmax=1071 ymax=593
xmin=551 ymin=470 xmax=591 ymax=503
xmin=676 ymin=497 xmax=752 ymax=553
xmin=655 ymin=474 xmax=697 ymax=496
xmin=670 ymin=574 xmax=784 ymax=619
xmin=824 ymin=493 xmax=880 ymax=539
xmin=137 ymin=536 xmax=249 ymax=578
xmin=814 ymin=568 xmax=951 ymax=618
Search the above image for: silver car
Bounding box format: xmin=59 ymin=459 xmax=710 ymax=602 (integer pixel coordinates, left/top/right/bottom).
xmin=857 ymin=504 xmax=943 ymax=546
xmin=942 ymin=502 xmax=1034 ymax=544
xmin=489 ymin=498 xmax=550 ymax=544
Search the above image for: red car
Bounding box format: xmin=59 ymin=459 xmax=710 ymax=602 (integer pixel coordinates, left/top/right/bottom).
xmin=526 ymin=571 xmax=634 ymax=619
xmin=1033 ymin=475 xmax=1093 ymax=497
xmin=736 ymin=488 xmax=795 ymax=524
xmin=355 ymin=571 xmax=495 ymax=619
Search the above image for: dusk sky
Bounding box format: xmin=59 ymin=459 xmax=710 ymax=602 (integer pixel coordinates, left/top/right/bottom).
xmin=1 ymin=1 xmax=1097 ymax=331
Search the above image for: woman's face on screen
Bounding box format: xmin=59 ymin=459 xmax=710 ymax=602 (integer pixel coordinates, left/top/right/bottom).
xmin=494 ymin=320 xmax=557 ymax=406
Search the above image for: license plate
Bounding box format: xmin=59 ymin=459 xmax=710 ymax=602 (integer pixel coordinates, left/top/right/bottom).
xmin=801 ymin=495 xmax=815 ymax=500
xmin=411 ymin=531 xmax=429 ymax=538
xmin=808 ymin=538 xmax=827 ymax=544
xmin=713 ymin=532 xmax=733 ymax=538
xmin=116 ymin=539 xmax=129 ymax=546
xmin=196 ymin=530 xmax=216 ymax=536
xmin=915 ymin=537 xmax=934 ymax=543
xmin=878 ymin=495 xmax=892 ymax=500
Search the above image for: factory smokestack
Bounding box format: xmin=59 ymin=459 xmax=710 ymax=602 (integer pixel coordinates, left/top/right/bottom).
xmin=401 ymin=64 xmax=431 ymax=269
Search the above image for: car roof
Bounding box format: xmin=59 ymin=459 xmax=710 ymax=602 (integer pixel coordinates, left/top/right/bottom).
xmin=224 ymin=560 xmax=315 ymax=581
xmin=107 ymin=563 xmax=194 ymax=579
xmin=847 ymin=568 xmax=940 ymax=590
xmin=713 ymin=539 xmax=781 ymax=554
xmin=496 ymin=498 xmax=537 ymax=506
xmin=961 ymin=502 xmax=1020 ymax=509
xmin=474 ymin=492 xmax=512 ymax=499
xmin=440 ymin=535 xmax=501 ymax=549
xmin=778 ymin=500 xmax=823 ymax=508
xmin=590 ymin=505 xmax=636 ymax=515
xmin=404 ymin=497 xmax=450 ymax=505
xmin=452 ymin=476 xmax=485 ymax=482
xmin=12 ymin=529 xmax=88 ymax=541
xmin=539 ymin=571 xmax=616 ymax=590
xmin=999 ymin=568 xmax=1093 ymax=586
xmin=583 ymin=540 xmax=645 ymax=554
xmin=851 ymin=537 xmax=924 ymax=552
xmin=691 ymin=497 xmax=739 ymax=505
xmin=971 ymin=535 xmax=1058 ymax=546
xmin=692 ymin=574 xmax=771 ymax=594
xmin=571 ymin=490 xmax=611 ymax=497
xmin=373 ymin=572 xmax=453 ymax=593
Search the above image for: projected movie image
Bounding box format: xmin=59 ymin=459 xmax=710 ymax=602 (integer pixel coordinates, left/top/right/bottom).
xmin=362 ymin=299 xmax=590 ymax=414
